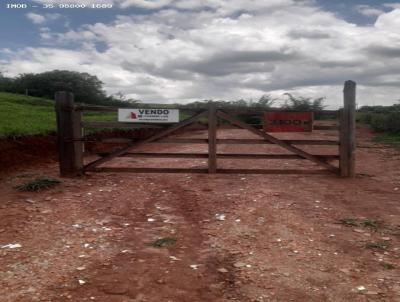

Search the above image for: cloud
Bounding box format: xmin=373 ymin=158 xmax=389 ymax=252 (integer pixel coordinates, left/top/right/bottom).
xmin=375 ymin=8 xmax=400 ymax=29
xmin=26 ymin=13 xmax=46 ymax=24
xmin=355 ymin=5 xmax=384 ymax=17
xmin=2 ymin=1 xmax=400 ymax=107
xmin=383 ymin=3 xmax=400 ymax=10
xmin=167 ymin=50 xmax=299 ymax=77
xmin=288 ymin=29 xmax=331 ymax=40
xmin=26 ymin=12 xmax=62 ymax=24
xmin=367 ymin=45 xmax=400 ymax=58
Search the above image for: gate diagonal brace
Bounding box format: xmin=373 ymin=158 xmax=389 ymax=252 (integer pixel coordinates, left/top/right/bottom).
xmin=216 ymin=110 xmax=339 ymax=173
xmin=84 ymin=110 xmax=208 ymax=171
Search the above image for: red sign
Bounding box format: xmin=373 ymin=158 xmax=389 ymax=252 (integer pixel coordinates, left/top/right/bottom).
xmin=264 ymin=112 xmax=313 ymax=132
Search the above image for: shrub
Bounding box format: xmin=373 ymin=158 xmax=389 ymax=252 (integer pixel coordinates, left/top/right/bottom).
xmin=385 ymin=112 xmax=400 ymax=133
xmin=370 ymin=112 xmax=400 ymax=133
xmin=16 ymin=177 xmax=60 ymax=192
xmin=370 ymin=114 xmax=387 ymax=132
xmin=357 ymin=112 xmax=373 ymax=124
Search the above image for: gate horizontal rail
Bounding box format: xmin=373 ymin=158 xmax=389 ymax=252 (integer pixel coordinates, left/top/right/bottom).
xmin=66 ymin=138 xmax=339 ymax=145
xmin=90 ymin=167 xmax=333 ymax=175
xmin=96 ymin=152 xmax=339 ymax=160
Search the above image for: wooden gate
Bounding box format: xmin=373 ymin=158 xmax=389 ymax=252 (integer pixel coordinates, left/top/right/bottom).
xmin=55 ymin=81 xmax=356 ymax=177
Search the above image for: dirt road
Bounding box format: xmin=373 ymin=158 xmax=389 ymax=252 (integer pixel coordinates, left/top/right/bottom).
xmin=0 ymin=127 xmax=399 ymax=302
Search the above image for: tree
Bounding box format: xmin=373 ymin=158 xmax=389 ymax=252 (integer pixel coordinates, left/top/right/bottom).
xmin=252 ymin=94 xmax=275 ymax=108
xmin=0 ymin=72 xmax=15 ymax=92
xmin=283 ymin=93 xmax=325 ymax=111
xmin=13 ymin=70 xmax=107 ymax=104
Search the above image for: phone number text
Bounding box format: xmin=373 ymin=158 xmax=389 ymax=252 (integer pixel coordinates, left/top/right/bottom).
xmin=6 ymin=3 xmax=113 ymax=9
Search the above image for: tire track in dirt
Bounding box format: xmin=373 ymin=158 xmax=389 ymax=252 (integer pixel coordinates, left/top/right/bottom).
xmin=51 ymin=173 xmax=246 ymax=302
xmin=157 ymin=175 xmax=249 ymax=301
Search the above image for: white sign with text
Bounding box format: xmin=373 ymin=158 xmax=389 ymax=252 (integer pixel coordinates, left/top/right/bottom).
xmin=118 ymin=108 xmax=180 ymax=123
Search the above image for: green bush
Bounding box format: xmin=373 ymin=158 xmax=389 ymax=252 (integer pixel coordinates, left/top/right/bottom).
xmin=386 ymin=112 xmax=400 ymax=133
xmin=15 ymin=177 xmax=60 ymax=192
xmin=357 ymin=112 xmax=373 ymax=124
xmin=370 ymin=112 xmax=400 ymax=133
xmin=370 ymin=114 xmax=387 ymax=132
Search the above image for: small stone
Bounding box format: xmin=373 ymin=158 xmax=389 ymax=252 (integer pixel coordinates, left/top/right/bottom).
xmin=215 ymin=214 xmax=226 ymax=221
xmin=102 ymin=283 xmax=128 ymax=295
xmin=1 ymin=243 xmax=22 ymax=249
xmin=25 ymin=199 xmax=35 ymax=204
xmin=339 ymin=268 xmax=350 ymax=274
xmin=76 ymin=267 xmax=86 ymax=271
xmin=217 ymin=268 xmax=229 ymax=273
xmin=353 ymin=228 xmax=364 ymax=233
xmin=356 ymin=286 xmax=366 ymax=291
xmin=233 ymin=262 xmax=246 ymax=268
xmin=366 ymin=291 xmax=379 ymax=295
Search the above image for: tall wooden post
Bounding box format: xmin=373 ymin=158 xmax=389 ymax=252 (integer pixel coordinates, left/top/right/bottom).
xmin=55 ymin=92 xmax=83 ymax=177
xmin=340 ymin=81 xmax=356 ymax=178
xmin=208 ymin=103 xmax=217 ymax=173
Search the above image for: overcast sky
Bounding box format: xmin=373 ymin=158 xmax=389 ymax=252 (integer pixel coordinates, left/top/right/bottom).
xmin=0 ymin=0 xmax=399 ymax=107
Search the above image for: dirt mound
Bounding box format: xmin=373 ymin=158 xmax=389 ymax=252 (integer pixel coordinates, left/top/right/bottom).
xmin=0 ymin=135 xmax=58 ymax=173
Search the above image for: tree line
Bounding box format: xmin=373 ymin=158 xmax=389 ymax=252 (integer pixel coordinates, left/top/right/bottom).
xmin=0 ymin=70 xmax=139 ymax=107
xmin=0 ymin=69 xmax=327 ymax=111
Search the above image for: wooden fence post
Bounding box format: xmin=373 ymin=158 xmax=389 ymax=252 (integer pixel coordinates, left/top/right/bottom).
xmin=208 ymin=103 xmax=217 ymax=173
xmin=55 ymin=92 xmax=83 ymax=177
xmin=340 ymin=81 xmax=356 ymax=178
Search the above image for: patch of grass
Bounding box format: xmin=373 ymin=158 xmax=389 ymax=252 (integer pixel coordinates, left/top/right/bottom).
xmin=337 ymin=218 xmax=359 ymax=226
xmin=360 ymin=219 xmax=381 ymax=230
xmin=373 ymin=133 xmax=400 ymax=148
xmin=15 ymin=177 xmax=61 ymax=192
xmin=149 ymin=237 xmax=177 ymax=248
xmin=365 ymin=241 xmax=390 ymax=250
xmin=381 ymin=262 xmax=395 ymax=270
xmin=337 ymin=217 xmax=382 ymax=231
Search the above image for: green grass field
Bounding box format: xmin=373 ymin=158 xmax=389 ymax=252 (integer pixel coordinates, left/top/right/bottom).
xmin=0 ymin=92 xmax=117 ymax=138
xmin=0 ymin=92 xmax=192 ymax=138
xmin=0 ymin=92 xmax=57 ymax=137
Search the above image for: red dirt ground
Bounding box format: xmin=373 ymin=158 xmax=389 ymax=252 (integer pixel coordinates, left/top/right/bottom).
xmin=0 ymin=126 xmax=399 ymax=302
xmin=0 ymin=135 xmax=57 ymax=171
